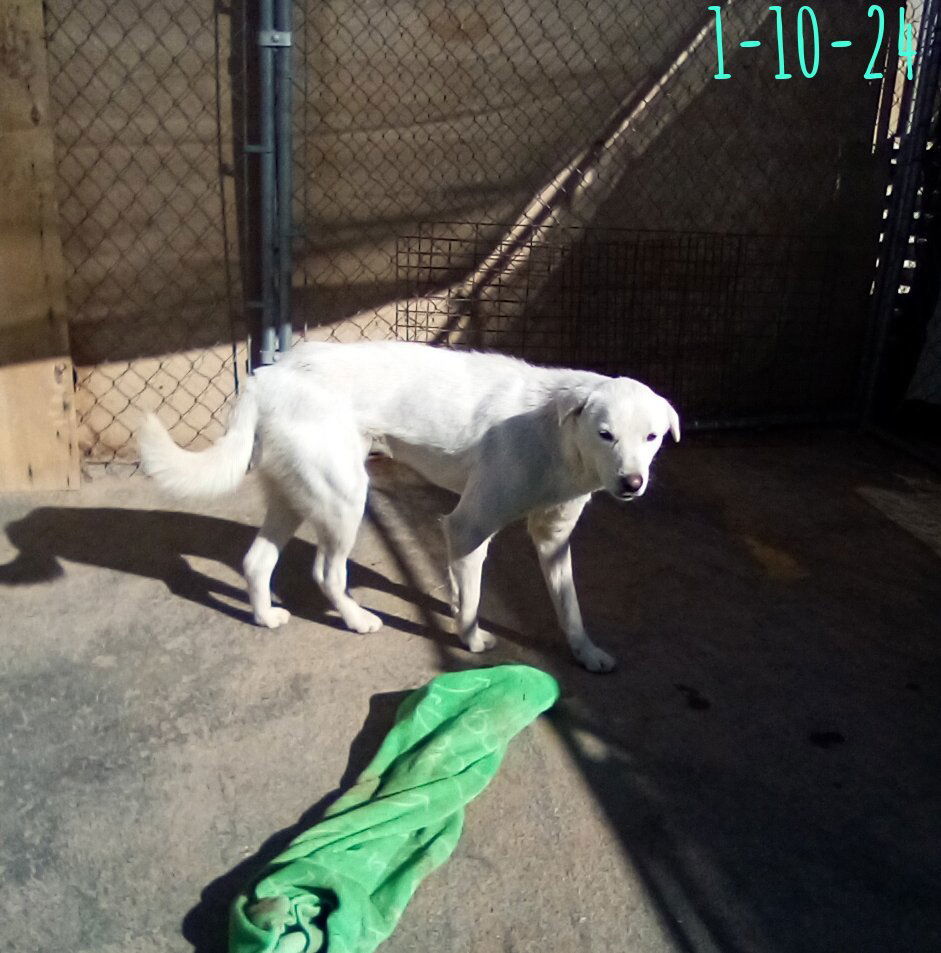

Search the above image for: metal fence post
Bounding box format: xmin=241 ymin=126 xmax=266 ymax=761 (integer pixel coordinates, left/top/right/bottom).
xmin=274 ymin=0 xmax=294 ymax=356
xmin=253 ymin=0 xmax=278 ymax=366
xmin=251 ymin=0 xmax=292 ymax=366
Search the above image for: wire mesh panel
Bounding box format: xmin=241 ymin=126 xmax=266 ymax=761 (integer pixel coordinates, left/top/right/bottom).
xmin=395 ymin=223 xmax=867 ymax=424
xmin=45 ymin=0 xmax=246 ymax=465
xmin=395 ymin=222 xmax=571 ymax=363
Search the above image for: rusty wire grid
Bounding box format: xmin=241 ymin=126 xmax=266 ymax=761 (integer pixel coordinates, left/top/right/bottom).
xmin=395 ymin=223 xmax=869 ymax=425
xmin=45 ymin=0 xmax=247 ymax=467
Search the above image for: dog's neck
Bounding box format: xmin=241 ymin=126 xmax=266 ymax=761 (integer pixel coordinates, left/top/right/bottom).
xmin=557 ymin=414 xmax=601 ymax=497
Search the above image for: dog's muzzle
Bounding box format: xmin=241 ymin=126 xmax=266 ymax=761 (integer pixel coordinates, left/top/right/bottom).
xmin=616 ymin=473 xmax=644 ymax=500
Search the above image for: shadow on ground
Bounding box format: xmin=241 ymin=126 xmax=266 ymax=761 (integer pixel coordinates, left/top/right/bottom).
xmin=0 ymin=504 xmax=516 ymax=647
xmin=180 ymin=689 xmax=410 ymax=953
xmin=2 ymin=434 xmax=940 ymax=952
xmin=361 ymin=435 xmax=941 ymax=952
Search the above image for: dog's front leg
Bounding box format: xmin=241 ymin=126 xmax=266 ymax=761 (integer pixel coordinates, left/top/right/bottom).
xmin=443 ymin=509 xmax=495 ymax=653
xmin=527 ymin=499 xmax=616 ymax=673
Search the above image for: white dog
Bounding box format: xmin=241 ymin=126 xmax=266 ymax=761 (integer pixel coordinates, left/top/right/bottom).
xmin=139 ymin=341 xmax=679 ymax=672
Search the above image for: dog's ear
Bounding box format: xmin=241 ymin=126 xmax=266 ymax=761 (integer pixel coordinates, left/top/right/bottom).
xmin=555 ymin=386 xmax=590 ymax=425
xmin=664 ymin=399 xmax=681 ymax=442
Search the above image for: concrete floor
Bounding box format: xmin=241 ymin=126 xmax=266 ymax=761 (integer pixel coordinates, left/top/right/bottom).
xmin=1 ymin=432 xmax=940 ymax=953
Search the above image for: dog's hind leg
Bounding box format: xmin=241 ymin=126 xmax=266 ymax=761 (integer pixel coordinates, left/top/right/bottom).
xmin=301 ymin=451 xmax=382 ymax=635
xmin=527 ymin=497 xmax=616 ymax=673
xmin=268 ymin=415 xmax=381 ymax=635
xmin=244 ymin=484 xmax=302 ymax=629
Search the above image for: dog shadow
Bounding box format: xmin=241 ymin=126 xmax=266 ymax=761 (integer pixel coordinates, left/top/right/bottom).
xmin=0 ymin=505 xmax=523 ymax=646
xmin=180 ymin=689 xmax=410 ymax=953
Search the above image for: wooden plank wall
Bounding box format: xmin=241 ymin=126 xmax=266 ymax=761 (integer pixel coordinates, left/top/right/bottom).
xmin=0 ymin=0 xmax=78 ymax=490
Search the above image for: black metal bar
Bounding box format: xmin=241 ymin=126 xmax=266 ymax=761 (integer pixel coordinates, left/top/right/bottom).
xmin=256 ymin=0 xmax=277 ymax=365
xmin=685 ymin=412 xmax=857 ymax=433
xmin=862 ymin=0 xmax=941 ymax=420
xmin=274 ymin=0 xmax=293 ymax=355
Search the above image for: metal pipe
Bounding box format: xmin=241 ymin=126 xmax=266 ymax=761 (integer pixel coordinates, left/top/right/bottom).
xmin=257 ymin=0 xmax=277 ymax=365
xmin=274 ymin=0 xmax=294 ymax=356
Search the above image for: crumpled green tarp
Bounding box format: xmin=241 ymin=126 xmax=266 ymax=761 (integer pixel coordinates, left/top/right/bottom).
xmin=229 ymin=664 xmax=561 ymax=953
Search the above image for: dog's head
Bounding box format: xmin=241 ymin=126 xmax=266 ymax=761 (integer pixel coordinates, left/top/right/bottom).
xmin=557 ymin=377 xmax=680 ymax=500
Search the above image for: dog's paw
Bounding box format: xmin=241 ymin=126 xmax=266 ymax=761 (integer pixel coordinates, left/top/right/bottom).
xmin=464 ymin=630 xmax=498 ymax=653
xmin=574 ymin=642 xmax=617 ymax=674
xmin=345 ymin=607 xmax=383 ymax=634
xmin=256 ymin=607 xmax=291 ymax=629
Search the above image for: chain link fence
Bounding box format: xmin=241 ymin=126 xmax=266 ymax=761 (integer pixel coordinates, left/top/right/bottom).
xmin=45 ymin=0 xmax=246 ymax=468
xmin=289 ymin=0 xmax=907 ymax=424
xmin=44 ymin=0 xmax=935 ymax=459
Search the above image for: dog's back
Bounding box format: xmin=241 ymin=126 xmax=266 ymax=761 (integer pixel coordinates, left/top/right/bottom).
xmin=271 ymin=340 xmax=605 ymax=450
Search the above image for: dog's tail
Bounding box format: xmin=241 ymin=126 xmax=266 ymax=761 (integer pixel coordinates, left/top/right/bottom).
xmin=138 ymin=384 xmax=259 ymax=499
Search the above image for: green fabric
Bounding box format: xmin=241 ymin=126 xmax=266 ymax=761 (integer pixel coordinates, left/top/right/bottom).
xmin=229 ymin=664 xmax=560 ymax=953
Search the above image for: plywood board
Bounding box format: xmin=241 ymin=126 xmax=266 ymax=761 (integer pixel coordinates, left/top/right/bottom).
xmin=0 ymin=0 xmax=78 ymax=489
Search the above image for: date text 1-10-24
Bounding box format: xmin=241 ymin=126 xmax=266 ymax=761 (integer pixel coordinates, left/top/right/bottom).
xmin=708 ymin=5 xmax=916 ymax=81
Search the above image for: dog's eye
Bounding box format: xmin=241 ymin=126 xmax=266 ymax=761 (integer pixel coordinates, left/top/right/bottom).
xmin=598 ymin=429 xmax=614 ymax=442
xmin=646 ymin=433 xmax=657 ymax=442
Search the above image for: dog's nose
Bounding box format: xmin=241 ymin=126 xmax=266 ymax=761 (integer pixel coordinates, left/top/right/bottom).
xmin=620 ymin=473 xmax=644 ymax=495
